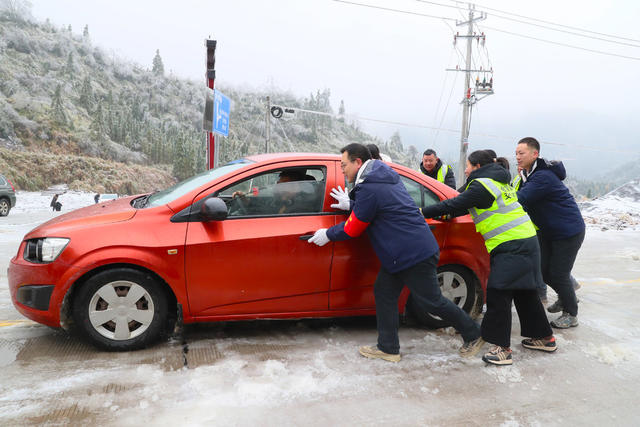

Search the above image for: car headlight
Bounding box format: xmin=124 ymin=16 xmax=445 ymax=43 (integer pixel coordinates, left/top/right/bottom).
xmin=24 ymin=238 xmax=70 ymax=263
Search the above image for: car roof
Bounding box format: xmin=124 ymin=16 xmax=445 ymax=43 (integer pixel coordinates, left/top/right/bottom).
xmin=245 ymin=152 xmax=341 ymax=163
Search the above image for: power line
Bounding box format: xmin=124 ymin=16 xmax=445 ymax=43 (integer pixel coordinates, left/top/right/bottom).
xmin=447 ymin=0 xmax=640 ymax=44
xmin=330 ymin=0 xmax=455 ymax=21
xmin=481 ymin=25 xmax=640 ymax=61
xmin=486 ymin=10 xmax=640 ymax=48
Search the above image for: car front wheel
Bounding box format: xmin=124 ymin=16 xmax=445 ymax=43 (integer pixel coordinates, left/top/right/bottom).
xmin=72 ymin=268 xmax=168 ymax=351
xmin=406 ymin=264 xmax=483 ymax=329
xmin=0 ymin=198 xmax=10 ymax=216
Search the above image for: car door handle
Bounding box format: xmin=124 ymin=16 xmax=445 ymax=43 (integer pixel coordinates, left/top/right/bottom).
xmin=299 ymin=234 xmax=313 ymax=240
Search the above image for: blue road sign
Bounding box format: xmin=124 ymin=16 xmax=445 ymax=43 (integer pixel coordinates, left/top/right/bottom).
xmin=213 ymin=89 xmax=230 ymax=137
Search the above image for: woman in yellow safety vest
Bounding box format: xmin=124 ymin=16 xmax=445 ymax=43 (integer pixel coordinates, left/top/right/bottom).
xmin=422 ymin=150 xmax=555 ymax=366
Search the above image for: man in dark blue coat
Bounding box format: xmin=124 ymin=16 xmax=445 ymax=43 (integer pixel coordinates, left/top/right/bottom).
xmin=515 ymin=137 xmax=585 ymax=329
xmin=308 ymin=143 xmax=482 ymax=362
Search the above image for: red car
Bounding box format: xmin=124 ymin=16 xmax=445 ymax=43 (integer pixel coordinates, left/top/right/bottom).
xmin=9 ymin=153 xmax=489 ymax=350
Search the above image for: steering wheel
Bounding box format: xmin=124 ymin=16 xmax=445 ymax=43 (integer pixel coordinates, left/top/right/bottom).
xmin=229 ymin=194 xmax=249 ymax=215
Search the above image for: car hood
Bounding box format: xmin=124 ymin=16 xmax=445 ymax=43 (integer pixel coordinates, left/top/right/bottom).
xmin=25 ymin=197 xmax=138 ymax=239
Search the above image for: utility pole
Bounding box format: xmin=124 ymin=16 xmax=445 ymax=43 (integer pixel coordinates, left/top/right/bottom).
xmin=447 ymin=5 xmax=492 ymax=187
xmin=265 ymin=96 xmax=271 ymax=153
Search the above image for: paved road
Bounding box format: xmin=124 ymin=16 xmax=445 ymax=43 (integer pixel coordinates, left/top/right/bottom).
xmin=1 ymin=210 xmax=639 ymax=426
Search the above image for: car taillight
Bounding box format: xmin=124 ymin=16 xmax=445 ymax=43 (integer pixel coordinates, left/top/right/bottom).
xmin=7 ymin=179 xmax=14 ymax=191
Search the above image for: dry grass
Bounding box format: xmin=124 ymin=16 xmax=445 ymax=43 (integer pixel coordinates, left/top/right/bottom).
xmin=0 ymin=148 xmax=175 ymax=194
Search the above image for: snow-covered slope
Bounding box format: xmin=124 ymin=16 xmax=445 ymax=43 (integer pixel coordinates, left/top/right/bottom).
xmin=580 ymin=180 xmax=640 ymax=230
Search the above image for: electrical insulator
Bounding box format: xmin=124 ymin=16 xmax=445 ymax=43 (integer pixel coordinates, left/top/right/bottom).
xmin=466 ymin=88 xmax=471 ymax=99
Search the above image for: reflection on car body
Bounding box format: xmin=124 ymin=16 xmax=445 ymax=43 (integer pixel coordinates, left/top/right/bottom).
xmin=8 ymin=153 xmax=489 ymax=350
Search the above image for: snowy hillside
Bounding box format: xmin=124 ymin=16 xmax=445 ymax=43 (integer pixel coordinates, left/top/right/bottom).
xmin=580 ymin=180 xmax=640 ymax=231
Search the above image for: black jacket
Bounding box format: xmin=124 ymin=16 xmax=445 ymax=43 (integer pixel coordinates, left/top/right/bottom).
xmin=422 ymin=163 xmax=509 ymax=219
xmin=423 ymin=163 xmax=543 ymax=290
xmin=517 ymin=158 xmax=585 ymax=240
xmin=419 ymin=159 xmax=456 ymax=189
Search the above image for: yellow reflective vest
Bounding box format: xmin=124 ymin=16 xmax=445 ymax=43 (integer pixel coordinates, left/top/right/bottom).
xmin=437 ymin=164 xmax=450 ymax=183
xmin=466 ymin=178 xmax=536 ymax=252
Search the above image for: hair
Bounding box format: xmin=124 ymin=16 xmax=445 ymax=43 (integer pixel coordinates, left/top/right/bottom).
xmin=341 ymin=143 xmax=372 ymax=163
xmin=517 ymin=137 xmax=540 ymax=152
xmin=495 ymin=157 xmax=510 ymax=170
xmin=484 ymin=149 xmax=497 ymax=158
xmin=467 ymin=150 xmax=495 ymax=167
xmin=367 ymin=144 xmax=382 ymax=160
xmin=278 ymin=169 xmax=306 ymax=181
xmin=423 ymin=149 xmax=437 ymax=157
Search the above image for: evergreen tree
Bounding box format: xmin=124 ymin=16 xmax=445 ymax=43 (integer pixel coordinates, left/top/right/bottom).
xmin=65 ymin=52 xmax=74 ymax=78
xmin=83 ymin=24 xmax=89 ymax=39
xmin=79 ymin=76 xmax=93 ymax=112
xmin=50 ymin=84 xmax=67 ymax=126
xmin=90 ymin=103 xmax=106 ymax=141
xmin=152 ymin=49 xmax=164 ymax=76
xmin=338 ymin=99 xmax=345 ymax=122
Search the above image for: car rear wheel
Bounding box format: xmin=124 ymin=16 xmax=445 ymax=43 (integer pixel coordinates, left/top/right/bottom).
xmin=406 ymin=264 xmax=483 ymax=329
xmin=0 ymin=198 xmax=10 ymax=216
xmin=72 ymin=268 xmax=168 ymax=351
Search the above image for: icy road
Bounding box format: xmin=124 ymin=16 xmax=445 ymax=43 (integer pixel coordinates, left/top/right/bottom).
xmin=0 ymin=192 xmax=639 ymax=426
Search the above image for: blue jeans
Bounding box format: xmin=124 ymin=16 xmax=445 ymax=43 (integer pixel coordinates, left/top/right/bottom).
xmin=374 ymin=254 xmax=481 ymax=354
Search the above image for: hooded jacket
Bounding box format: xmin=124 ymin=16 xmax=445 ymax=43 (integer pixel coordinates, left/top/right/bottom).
xmin=517 ymin=158 xmax=585 ymax=240
xmin=326 ymin=160 xmax=439 ymax=274
xmin=422 ymin=163 xmax=543 ymax=290
xmin=419 ymin=159 xmax=457 ymax=189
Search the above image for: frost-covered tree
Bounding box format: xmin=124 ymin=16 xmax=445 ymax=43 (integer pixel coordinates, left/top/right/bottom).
xmin=64 ymin=52 xmax=74 ymax=78
xmin=83 ymin=24 xmax=89 ymax=39
xmin=152 ymin=49 xmax=164 ymax=76
xmin=50 ymin=84 xmax=67 ymax=125
xmin=79 ymin=76 xmax=93 ymax=112
xmin=0 ymin=0 xmax=33 ymax=23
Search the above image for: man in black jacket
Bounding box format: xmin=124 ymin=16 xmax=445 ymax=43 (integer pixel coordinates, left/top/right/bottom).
xmin=419 ymin=149 xmax=456 ymax=189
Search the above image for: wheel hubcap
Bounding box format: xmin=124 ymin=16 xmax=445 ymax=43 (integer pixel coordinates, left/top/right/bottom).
xmin=88 ymin=280 xmax=155 ymax=341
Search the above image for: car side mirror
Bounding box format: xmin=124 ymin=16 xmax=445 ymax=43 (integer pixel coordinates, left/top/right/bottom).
xmin=201 ymin=197 xmax=228 ymax=221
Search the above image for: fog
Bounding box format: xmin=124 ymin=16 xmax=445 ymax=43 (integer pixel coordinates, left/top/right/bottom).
xmin=27 ymin=0 xmax=640 ymax=178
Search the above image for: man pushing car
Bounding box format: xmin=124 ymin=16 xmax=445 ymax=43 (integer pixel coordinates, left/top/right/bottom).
xmin=308 ymin=143 xmax=484 ymax=362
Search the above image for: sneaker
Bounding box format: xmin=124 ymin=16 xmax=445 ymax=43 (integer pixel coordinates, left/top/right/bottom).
xmin=547 ymin=297 xmax=580 ymax=313
xmin=550 ymin=312 xmax=578 ymax=329
xmin=482 ymin=345 xmax=513 ymax=365
xmin=459 ymin=337 xmax=485 ymax=358
xmin=547 ymin=299 xmax=564 ymax=313
xmin=359 ymin=345 xmax=401 ymax=362
xmin=522 ymin=336 xmax=557 ymax=352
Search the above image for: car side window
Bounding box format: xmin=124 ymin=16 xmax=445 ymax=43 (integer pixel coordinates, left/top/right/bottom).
xmin=399 ymin=175 xmax=441 ymax=208
xmin=216 ymin=167 xmax=327 ymax=217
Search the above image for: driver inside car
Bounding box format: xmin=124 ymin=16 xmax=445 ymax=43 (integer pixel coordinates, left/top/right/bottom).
xmin=232 ymin=169 xmax=312 ymax=215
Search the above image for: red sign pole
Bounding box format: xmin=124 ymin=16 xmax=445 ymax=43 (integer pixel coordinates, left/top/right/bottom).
xmin=206 ymin=40 xmax=217 ymax=169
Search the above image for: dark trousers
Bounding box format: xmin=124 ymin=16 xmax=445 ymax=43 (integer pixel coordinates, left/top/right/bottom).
xmin=481 ymin=288 xmax=553 ymax=348
xmin=374 ymin=254 xmax=480 ymax=354
xmin=538 ymin=231 xmax=585 ymax=316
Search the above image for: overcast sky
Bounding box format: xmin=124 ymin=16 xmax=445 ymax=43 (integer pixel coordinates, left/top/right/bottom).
xmin=27 ymin=0 xmax=640 ymax=177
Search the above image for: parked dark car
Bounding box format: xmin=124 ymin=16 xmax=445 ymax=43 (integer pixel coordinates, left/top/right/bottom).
xmin=0 ymin=174 xmax=16 ymax=216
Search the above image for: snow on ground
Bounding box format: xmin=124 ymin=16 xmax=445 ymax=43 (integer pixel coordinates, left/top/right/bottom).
xmin=1 ymin=191 xmax=640 ymax=425
xmin=11 ymin=190 xmax=99 ymax=214
xmin=580 ymin=180 xmax=640 ymax=231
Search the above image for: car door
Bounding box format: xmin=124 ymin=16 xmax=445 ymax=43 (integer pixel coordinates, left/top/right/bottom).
xmin=328 ymin=165 xmax=449 ymax=310
xmin=184 ymin=161 xmax=334 ymax=317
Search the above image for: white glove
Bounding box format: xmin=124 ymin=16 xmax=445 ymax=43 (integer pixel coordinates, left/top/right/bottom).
xmin=308 ymin=228 xmax=330 ymax=246
xmin=330 ymin=186 xmax=350 ymax=210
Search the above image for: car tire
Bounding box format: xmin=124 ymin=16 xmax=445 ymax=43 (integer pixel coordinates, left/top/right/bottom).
xmin=406 ymin=264 xmax=483 ymax=329
xmin=72 ymin=268 xmax=168 ymax=351
xmin=0 ymin=198 xmax=10 ymax=216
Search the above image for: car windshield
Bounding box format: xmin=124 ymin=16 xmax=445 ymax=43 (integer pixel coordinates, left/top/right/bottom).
xmin=144 ymin=159 xmax=252 ymax=208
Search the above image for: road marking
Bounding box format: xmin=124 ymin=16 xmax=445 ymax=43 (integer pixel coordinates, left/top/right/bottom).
xmin=0 ymin=319 xmax=35 ymax=327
